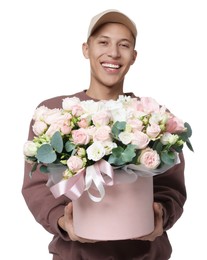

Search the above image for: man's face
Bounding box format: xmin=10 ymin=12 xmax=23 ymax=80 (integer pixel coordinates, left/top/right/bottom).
xmin=83 ymin=22 xmax=137 ymax=88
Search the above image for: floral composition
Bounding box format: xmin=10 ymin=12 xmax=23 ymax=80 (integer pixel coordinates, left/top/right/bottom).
xmin=24 ymin=95 xmax=193 ymax=182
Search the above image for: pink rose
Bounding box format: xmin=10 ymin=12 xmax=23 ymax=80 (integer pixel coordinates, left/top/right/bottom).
xmin=166 ymin=115 xmax=186 ymax=133
xmin=127 ymin=118 xmax=143 ymax=131
xmin=72 ymin=128 xmax=90 ymax=145
xmin=137 ymin=97 xmax=160 ymax=114
xmin=93 ymin=125 xmax=111 ymax=142
xmin=92 ymin=111 xmax=111 ymax=127
xmin=77 ymin=118 xmax=90 ymax=128
xmin=71 ymin=104 xmax=84 ymax=116
xmin=60 ymin=124 xmax=71 ymax=135
xmin=131 ymin=131 xmax=150 ymax=149
xmin=67 ymin=156 xmax=84 ymax=173
xmin=146 ymin=123 xmax=161 ymax=139
xmin=45 ymin=123 xmax=61 ymax=137
xmin=139 ymin=148 xmax=160 ymax=169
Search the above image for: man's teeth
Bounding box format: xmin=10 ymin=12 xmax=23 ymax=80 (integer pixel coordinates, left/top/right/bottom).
xmin=102 ymin=63 xmax=120 ymax=69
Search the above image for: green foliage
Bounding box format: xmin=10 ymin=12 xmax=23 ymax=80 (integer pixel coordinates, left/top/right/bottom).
xmin=108 ymin=144 xmax=136 ymax=166
xmin=51 ymin=131 xmax=63 ymax=153
xmin=36 ymin=144 xmax=57 ymax=163
xmin=161 ymin=150 xmax=176 ymax=165
xmin=65 ymin=140 xmax=76 ymax=152
xmin=111 ymin=121 xmax=126 ymax=138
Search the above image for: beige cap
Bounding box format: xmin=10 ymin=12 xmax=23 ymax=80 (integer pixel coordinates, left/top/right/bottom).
xmin=87 ymin=9 xmax=137 ymax=40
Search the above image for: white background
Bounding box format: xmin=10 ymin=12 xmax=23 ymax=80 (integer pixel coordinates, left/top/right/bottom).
xmin=0 ymin=0 xmax=206 ymax=259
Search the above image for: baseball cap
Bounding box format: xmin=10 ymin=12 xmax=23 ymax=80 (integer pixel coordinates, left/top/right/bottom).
xmin=87 ymin=9 xmax=137 ymax=41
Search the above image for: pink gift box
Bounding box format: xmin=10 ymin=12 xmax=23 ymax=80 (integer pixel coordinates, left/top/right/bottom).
xmin=73 ymin=175 xmax=154 ymax=241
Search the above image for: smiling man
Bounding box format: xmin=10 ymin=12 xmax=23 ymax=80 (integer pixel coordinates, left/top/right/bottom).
xmin=82 ymin=10 xmax=137 ymax=100
xmin=22 ymin=9 xmax=187 ymax=260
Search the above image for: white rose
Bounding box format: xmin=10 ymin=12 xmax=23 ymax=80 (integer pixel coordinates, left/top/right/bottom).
xmin=102 ymin=141 xmax=117 ymax=155
xmin=32 ymin=121 xmax=48 ymax=136
xmin=118 ymin=131 xmax=133 ymax=145
xmin=62 ymin=97 xmax=81 ymax=111
xmin=86 ymin=142 xmax=106 ymax=161
xmin=33 ymin=105 xmax=49 ymax=121
xmin=23 ymin=141 xmax=37 ymax=157
xmin=43 ymin=109 xmax=62 ymax=125
xmin=160 ymin=133 xmax=179 ymax=145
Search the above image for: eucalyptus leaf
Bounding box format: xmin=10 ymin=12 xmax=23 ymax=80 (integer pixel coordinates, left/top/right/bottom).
xmin=39 ymin=165 xmax=49 ymax=173
xmin=65 ymin=140 xmax=76 ymax=152
xmin=186 ymin=139 xmax=194 ymax=152
xmin=184 ymin=122 xmax=192 ymax=137
xmin=36 ymin=144 xmax=57 ymax=163
xmin=161 ymin=150 xmax=175 ymax=165
xmin=152 ymin=140 xmax=163 ymax=153
xmin=111 ymin=121 xmax=126 ymax=137
xmin=108 ymin=145 xmax=136 ymax=166
xmin=51 ymin=131 xmax=63 ymax=153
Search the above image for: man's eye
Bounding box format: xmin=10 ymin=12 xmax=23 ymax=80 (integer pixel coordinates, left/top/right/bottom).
xmin=99 ymin=41 xmax=107 ymax=45
xmin=120 ymin=44 xmax=129 ymax=48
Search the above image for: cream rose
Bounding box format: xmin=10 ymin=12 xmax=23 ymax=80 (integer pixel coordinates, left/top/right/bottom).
xmin=139 ymin=148 xmax=160 ymax=169
xmin=62 ymin=97 xmax=81 ymax=111
xmin=23 ymin=141 xmax=37 ymax=157
xmin=32 ymin=121 xmax=48 ymax=136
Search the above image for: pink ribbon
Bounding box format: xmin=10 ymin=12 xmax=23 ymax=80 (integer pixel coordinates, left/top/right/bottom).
xmin=49 ymin=159 xmax=114 ymax=202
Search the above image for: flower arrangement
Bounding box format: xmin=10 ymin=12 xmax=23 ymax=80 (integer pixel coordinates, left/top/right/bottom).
xmin=23 ymin=95 xmax=193 ymax=201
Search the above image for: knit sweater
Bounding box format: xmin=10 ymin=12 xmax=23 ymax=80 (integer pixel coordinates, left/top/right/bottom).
xmin=22 ymin=90 xmax=186 ymax=260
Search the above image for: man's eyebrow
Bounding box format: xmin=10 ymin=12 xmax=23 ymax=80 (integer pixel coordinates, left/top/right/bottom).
xmin=96 ymin=35 xmax=132 ymax=43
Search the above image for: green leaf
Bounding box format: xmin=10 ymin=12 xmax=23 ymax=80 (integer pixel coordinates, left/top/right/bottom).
xmin=184 ymin=122 xmax=192 ymax=138
xmin=108 ymin=145 xmax=136 ymax=166
xmin=65 ymin=140 xmax=76 ymax=152
xmin=172 ymin=144 xmax=183 ymax=153
xmin=111 ymin=121 xmax=126 ymax=137
xmin=29 ymin=162 xmax=38 ymax=178
xmin=161 ymin=150 xmax=175 ymax=165
xmin=51 ymin=131 xmax=63 ymax=153
xmin=179 ymin=122 xmax=193 ymax=142
xmin=186 ymin=139 xmax=194 ymax=152
xmin=152 ymin=140 xmax=163 ymax=153
xmin=36 ymin=144 xmax=57 ymax=163
xmin=122 ymin=145 xmax=136 ymax=162
xmin=39 ymin=165 xmax=49 ymax=173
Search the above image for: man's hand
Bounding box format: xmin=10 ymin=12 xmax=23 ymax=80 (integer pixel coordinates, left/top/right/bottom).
xmin=133 ymin=202 xmax=164 ymax=241
xmin=58 ymin=202 xmax=97 ymax=243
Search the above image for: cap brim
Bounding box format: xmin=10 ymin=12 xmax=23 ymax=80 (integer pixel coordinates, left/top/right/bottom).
xmin=87 ymin=10 xmax=137 ymax=40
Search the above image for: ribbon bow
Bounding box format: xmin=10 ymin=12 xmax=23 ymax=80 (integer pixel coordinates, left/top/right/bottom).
xmin=49 ymin=159 xmax=114 ymax=202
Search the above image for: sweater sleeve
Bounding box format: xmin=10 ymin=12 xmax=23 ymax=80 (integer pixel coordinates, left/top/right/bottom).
xmin=21 ymin=92 xmax=89 ymax=241
xmin=22 ymin=97 xmax=72 ymax=241
xmin=153 ymin=152 xmax=186 ymax=230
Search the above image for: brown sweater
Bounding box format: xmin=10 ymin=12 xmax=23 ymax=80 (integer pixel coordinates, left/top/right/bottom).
xmin=22 ymin=90 xmax=186 ymax=260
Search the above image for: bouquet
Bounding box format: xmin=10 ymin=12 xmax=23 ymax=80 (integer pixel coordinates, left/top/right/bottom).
xmin=23 ymin=95 xmax=193 ymax=201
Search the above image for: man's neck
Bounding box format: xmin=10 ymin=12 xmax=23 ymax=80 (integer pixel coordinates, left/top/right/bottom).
xmin=86 ymin=83 xmax=124 ymax=101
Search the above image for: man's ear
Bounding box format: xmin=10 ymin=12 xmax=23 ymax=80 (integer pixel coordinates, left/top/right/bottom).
xmin=82 ymin=42 xmax=89 ymax=59
xmin=131 ymin=50 xmax=138 ymax=65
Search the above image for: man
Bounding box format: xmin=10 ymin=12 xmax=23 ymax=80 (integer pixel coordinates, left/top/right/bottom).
xmin=22 ymin=9 xmax=186 ymax=259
